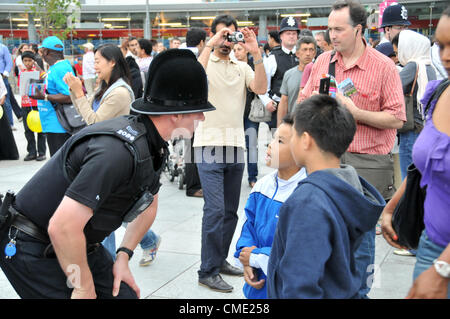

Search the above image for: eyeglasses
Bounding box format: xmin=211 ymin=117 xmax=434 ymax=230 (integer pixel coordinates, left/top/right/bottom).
xmin=391 ymin=25 xmax=408 ymax=31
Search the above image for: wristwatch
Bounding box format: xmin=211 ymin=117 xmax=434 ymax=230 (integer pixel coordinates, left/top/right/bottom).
xmin=433 ymin=259 xmax=450 ymax=279
xmin=44 ymin=93 xmax=48 ymax=102
xmin=116 ymin=247 xmax=134 ymax=260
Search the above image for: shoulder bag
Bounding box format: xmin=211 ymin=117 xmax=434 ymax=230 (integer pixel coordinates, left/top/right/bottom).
xmin=248 ymin=97 xmax=272 ymax=123
xmin=391 ymin=79 xmax=449 ymax=249
xmin=54 ymin=103 xmax=86 ymax=135
xmin=398 ymin=66 xmax=418 ymax=134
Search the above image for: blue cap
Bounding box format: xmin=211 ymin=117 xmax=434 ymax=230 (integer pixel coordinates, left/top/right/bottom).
xmin=375 ymin=42 xmax=395 ymax=58
xmin=39 ymin=36 xmax=64 ymax=51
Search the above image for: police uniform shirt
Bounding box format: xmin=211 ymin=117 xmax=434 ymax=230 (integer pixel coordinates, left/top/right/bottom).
xmin=13 ymin=115 xmax=166 ymax=243
xmin=259 ymin=45 xmax=297 ymax=106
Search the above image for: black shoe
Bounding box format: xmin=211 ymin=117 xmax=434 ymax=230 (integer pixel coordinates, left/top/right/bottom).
xmin=220 ymin=261 xmax=244 ymax=276
xmin=24 ymin=153 xmax=37 ymax=161
xmin=198 ymin=274 xmax=233 ymax=293
xmin=36 ymin=154 xmax=47 ymax=161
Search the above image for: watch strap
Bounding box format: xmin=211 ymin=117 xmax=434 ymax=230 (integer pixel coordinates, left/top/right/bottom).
xmin=116 ymin=247 xmax=134 ymax=260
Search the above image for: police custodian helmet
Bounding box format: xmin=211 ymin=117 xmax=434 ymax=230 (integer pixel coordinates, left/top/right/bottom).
xmin=279 ymin=16 xmax=300 ymax=35
xmin=380 ymin=3 xmax=411 ymax=28
xmin=131 ymin=49 xmax=216 ymax=115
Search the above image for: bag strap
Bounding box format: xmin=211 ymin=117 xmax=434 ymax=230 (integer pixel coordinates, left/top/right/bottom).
xmin=424 ymin=79 xmax=449 ymax=116
xmin=328 ymin=51 xmax=336 ymax=78
xmin=406 ymin=65 xmax=419 ymax=97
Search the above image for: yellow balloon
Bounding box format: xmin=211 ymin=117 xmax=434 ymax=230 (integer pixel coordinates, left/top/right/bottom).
xmin=27 ymin=109 xmax=43 ymax=133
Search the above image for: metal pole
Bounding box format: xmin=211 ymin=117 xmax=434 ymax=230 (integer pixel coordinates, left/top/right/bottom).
xmin=429 ymin=2 xmax=434 ymax=36
xmin=145 ymin=0 xmax=150 ymax=39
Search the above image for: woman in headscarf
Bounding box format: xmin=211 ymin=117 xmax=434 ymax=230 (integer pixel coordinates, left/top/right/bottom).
xmin=392 ymin=30 xmax=437 ymax=180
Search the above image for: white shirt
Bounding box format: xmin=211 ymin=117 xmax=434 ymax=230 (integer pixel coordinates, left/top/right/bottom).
xmin=258 ymin=45 xmax=296 ymax=106
xmin=82 ymin=51 xmax=96 ymax=79
xmin=0 ymin=77 xmax=7 ymax=99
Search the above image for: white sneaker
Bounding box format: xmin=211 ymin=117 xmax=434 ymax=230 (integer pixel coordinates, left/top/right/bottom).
xmin=139 ymin=235 xmax=162 ymax=266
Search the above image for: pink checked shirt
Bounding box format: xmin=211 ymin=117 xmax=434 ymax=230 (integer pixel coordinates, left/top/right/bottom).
xmin=300 ymin=43 xmax=406 ymax=155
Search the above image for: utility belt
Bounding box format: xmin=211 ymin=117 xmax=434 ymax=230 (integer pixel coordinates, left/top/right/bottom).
xmin=0 ymin=191 xmax=100 ymax=258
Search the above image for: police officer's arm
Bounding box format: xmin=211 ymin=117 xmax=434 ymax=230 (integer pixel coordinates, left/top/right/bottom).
xmin=47 ymin=196 xmax=96 ymax=299
xmin=112 ymin=194 xmax=159 ymax=298
xmin=258 ymin=55 xmax=277 ymax=111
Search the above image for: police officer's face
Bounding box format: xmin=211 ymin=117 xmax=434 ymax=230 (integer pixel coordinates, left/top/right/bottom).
xmin=172 ymin=112 xmax=205 ymax=138
xmin=386 ymin=25 xmax=407 ymax=41
xmin=280 ymin=30 xmax=298 ymax=49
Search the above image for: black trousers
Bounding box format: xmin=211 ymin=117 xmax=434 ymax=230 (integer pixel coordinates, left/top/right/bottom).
xmin=0 ymin=228 xmax=138 ymax=299
xmin=184 ymin=136 xmax=201 ymax=196
xmin=22 ymin=107 xmax=46 ymax=156
xmin=46 ymin=132 xmax=71 ymax=157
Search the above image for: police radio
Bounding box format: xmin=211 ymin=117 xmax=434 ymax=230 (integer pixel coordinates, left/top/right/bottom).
xmin=123 ymin=191 xmax=154 ymax=223
xmin=0 ymin=190 xmax=14 ymax=231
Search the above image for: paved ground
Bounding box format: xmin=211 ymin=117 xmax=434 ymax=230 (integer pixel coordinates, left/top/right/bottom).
xmin=0 ymin=103 xmax=416 ymax=299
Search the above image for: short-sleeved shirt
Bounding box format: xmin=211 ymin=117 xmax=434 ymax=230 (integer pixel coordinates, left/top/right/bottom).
xmin=38 ymin=59 xmax=74 ymax=133
xmin=300 ymin=43 xmax=406 ymax=155
xmin=280 ymin=66 xmax=303 ymax=114
xmin=193 ymin=54 xmax=254 ymax=149
xmin=15 ymin=135 xmax=134 ymax=232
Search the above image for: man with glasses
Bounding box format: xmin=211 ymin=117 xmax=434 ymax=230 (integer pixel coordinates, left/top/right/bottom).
xmin=378 ymin=3 xmax=410 ymax=45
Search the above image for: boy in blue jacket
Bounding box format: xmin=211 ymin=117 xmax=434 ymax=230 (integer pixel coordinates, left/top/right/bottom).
xmin=267 ymin=95 xmax=385 ymax=299
xmin=234 ymin=115 xmax=307 ymax=299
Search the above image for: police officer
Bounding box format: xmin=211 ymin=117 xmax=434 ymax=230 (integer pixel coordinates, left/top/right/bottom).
xmin=378 ymin=3 xmax=410 ymax=45
xmin=0 ymin=50 xmax=215 ymax=299
xmin=259 ymin=16 xmax=300 ymax=130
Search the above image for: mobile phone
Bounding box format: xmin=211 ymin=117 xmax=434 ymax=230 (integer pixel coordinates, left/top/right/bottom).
xmin=319 ymin=77 xmax=330 ymax=95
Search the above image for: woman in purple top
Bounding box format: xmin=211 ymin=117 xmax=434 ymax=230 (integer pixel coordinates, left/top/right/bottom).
xmin=381 ymin=8 xmax=450 ymax=299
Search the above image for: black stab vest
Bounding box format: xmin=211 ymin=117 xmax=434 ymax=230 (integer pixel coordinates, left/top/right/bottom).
xmin=269 ymin=47 xmax=299 ymax=98
xmin=61 ymin=115 xmax=165 ymax=243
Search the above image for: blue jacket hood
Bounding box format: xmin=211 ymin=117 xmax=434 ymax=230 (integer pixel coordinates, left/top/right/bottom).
xmin=298 ymin=170 xmax=385 ymax=243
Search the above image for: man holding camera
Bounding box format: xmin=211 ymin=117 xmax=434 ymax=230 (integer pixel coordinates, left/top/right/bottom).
xmin=195 ymin=14 xmax=267 ymax=292
xmin=259 ymin=16 xmax=300 ymax=130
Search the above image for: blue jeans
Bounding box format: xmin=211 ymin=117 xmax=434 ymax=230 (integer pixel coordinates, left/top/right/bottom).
xmin=413 ymin=230 xmax=450 ymax=299
xmin=354 ymin=228 xmax=376 ymax=299
xmin=398 ymin=130 xmax=420 ymax=180
xmin=102 ymin=228 xmax=159 ymax=260
xmin=244 ymin=117 xmax=259 ymax=183
xmin=195 ymin=146 xmax=245 ymax=278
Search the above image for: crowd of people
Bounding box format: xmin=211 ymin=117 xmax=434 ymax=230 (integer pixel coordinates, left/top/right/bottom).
xmin=0 ymin=0 xmax=448 ymax=299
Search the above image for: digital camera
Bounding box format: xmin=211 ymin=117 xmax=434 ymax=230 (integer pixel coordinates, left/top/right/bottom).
xmin=226 ymin=31 xmax=245 ymax=43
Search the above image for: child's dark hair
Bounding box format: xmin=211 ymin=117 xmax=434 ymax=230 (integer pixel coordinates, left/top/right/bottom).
xmin=293 ymin=95 xmax=356 ymax=158
xmin=281 ymin=113 xmax=294 ymax=126
xmin=21 ymin=51 xmax=35 ymax=61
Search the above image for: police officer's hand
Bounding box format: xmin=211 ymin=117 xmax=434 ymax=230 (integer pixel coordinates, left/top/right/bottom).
xmin=112 ymin=253 xmax=141 ymax=298
xmin=266 ymin=101 xmax=277 ymax=113
xmin=71 ymin=286 xmax=97 ymax=299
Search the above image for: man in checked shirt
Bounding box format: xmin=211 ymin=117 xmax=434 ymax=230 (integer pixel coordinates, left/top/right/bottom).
xmin=299 ymin=0 xmax=406 ymax=298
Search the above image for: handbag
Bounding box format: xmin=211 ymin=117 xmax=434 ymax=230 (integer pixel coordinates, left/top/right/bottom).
xmin=391 ymin=163 xmax=426 ymax=250
xmin=397 ymin=66 xmax=418 ymax=134
xmin=54 ymin=103 xmax=86 ymax=135
xmin=248 ymin=97 xmax=272 ymax=123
